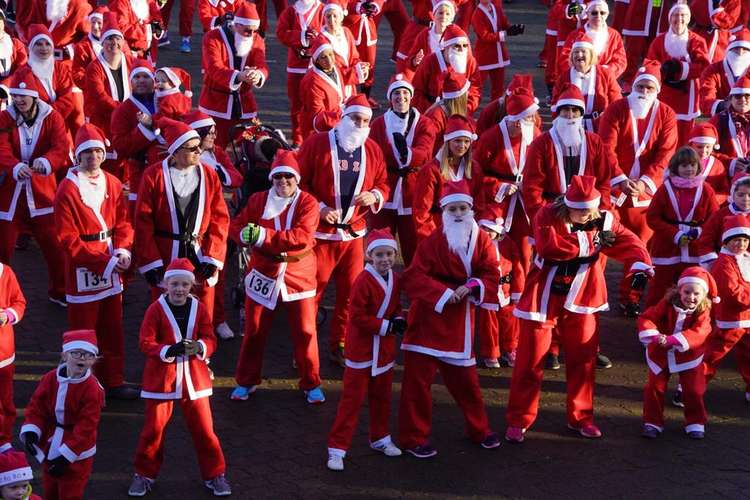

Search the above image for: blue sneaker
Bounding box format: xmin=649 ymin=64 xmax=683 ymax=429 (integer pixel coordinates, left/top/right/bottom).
xmin=230 ymin=385 xmax=256 ymax=401
xmin=180 ymin=38 xmax=191 ymax=53
xmin=305 ymin=386 xmax=325 ymax=404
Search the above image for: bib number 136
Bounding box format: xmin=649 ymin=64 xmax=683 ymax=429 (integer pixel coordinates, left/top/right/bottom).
xmin=245 ymin=269 xmax=276 ymax=301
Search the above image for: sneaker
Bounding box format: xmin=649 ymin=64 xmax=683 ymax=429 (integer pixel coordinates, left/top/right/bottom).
xmin=158 ymin=32 xmax=171 ymax=46
xmin=106 ymin=385 xmax=140 ymax=400
xmin=499 ymin=350 xmax=516 ymax=368
xmin=405 ymin=443 xmax=437 ymax=458
xmin=230 ymin=385 xmax=257 ymax=401
xmin=481 ymin=358 xmax=500 ymax=369
xmin=620 ymin=301 xmax=641 ymax=318
xmin=305 ymin=386 xmax=325 ymax=404
xmin=545 ymin=353 xmax=561 ymax=370
xmin=481 ymin=432 xmax=501 ymax=449
xmin=504 ymin=426 xmax=525 ymax=443
xmin=672 ymin=389 xmax=685 ymax=408
xmin=215 ymin=322 xmax=235 ymax=340
xmin=641 ymin=424 xmax=660 ymax=439
xmin=327 ymin=453 xmax=344 ymax=471
xmin=48 ymin=296 xmax=67 ymax=308
xmin=596 ymin=353 xmax=613 ymax=369
xmin=536 ymin=60 xmax=547 ymax=68
xmin=180 ymin=37 xmax=191 ymax=53
xmin=128 ymin=474 xmax=154 ymax=497
xmin=567 ymin=423 xmax=602 ymax=439
xmin=371 ymin=441 xmax=402 ymax=457
xmin=687 ymin=430 xmax=705 ymax=440
xmin=204 ymin=474 xmax=231 ymax=496
xmin=329 ymin=344 xmax=345 ymax=368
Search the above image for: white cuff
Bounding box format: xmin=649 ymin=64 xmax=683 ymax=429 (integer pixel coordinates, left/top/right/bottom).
xmin=254 ymin=72 xmax=266 ymax=89
xmin=138 ymin=259 xmax=164 ymax=274
xmin=20 ymin=424 xmax=41 ymax=440
xmin=369 ymin=190 xmax=384 ymax=214
xmin=138 ymin=123 xmax=158 ymax=141
xmin=114 ymin=248 xmax=132 ymax=260
xmin=199 ymin=255 xmax=224 ymax=270
xmin=12 ymin=163 xmax=25 ymax=181
xmin=638 ymin=329 xmax=660 ymax=344
xmin=673 ymin=231 xmax=684 ymax=245
xmin=435 ymin=288 xmax=454 ymax=313
xmin=37 ymin=157 xmax=52 ymax=176
xmin=253 ymin=226 xmax=266 ymax=247
xmin=229 ymin=70 xmax=242 ymax=91
xmin=196 ymin=339 xmax=208 ymax=360
xmin=671 ymin=332 xmax=690 ymax=352
xmin=640 ymin=175 xmax=657 ymax=195
xmin=629 ymin=261 xmax=654 ymax=276
xmin=159 ymin=345 xmax=176 ymax=363
xmin=610 ymin=173 xmax=628 ymax=186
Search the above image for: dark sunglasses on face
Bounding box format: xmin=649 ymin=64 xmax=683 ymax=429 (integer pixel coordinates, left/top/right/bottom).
xmin=272 ymin=173 xmax=296 ymax=180
xmin=590 ymin=10 xmax=607 ymax=15
xmin=181 ymin=145 xmax=202 ymax=153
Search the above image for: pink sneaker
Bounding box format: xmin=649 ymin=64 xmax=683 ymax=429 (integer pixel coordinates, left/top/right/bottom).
xmin=568 ymin=423 xmax=602 ymax=439
xmin=504 ymin=426 xmax=525 ymax=443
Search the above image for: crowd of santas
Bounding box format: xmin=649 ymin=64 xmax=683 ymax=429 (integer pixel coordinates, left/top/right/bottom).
xmin=2 ymin=0 xmax=750 ymax=497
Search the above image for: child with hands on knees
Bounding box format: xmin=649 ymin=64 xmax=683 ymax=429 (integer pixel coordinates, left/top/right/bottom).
xmin=0 ymin=451 xmax=41 ymax=500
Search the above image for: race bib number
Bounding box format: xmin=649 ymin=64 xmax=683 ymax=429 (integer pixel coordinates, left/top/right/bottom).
xmin=75 ymin=268 xmax=110 ymax=292
xmin=245 ymin=269 xmax=277 ymax=302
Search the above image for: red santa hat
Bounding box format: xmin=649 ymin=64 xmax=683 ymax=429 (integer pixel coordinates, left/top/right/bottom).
xmin=0 ymin=451 xmax=33 ymax=488
xmin=129 ymin=58 xmax=155 ymax=82
xmin=506 ymin=88 xmax=539 ymax=121
xmin=9 ymin=68 xmax=42 ymax=98
xmin=74 ymin=123 xmax=110 ymax=159
xmin=268 ymin=150 xmax=301 ymax=182
xmin=157 ymin=66 xmax=192 ymax=98
xmin=163 ymin=257 xmax=196 ymax=281
xmin=505 ymin=73 xmax=534 ymax=97
xmin=551 ymin=83 xmax=585 ymax=112
xmin=730 ymin=74 xmax=750 ymax=95
xmin=182 ymin=109 xmax=215 ymax=131
xmin=440 ymin=179 xmax=473 ymax=207
xmin=443 ymin=114 xmax=477 ymax=142
xmin=62 ymin=329 xmax=99 ymax=355
xmin=442 ymin=69 xmax=470 ymax=100
xmin=730 ymin=171 xmax=750 ymax=197
xmin=387 ymin=73 xmax=414 ymax=98
xmin=159 ymin=117 xmax=201 ymax=156
xmin=366 ymin=227 xmax=398 ymax=254
xmin=477 ymin=205 xmax=505 ymax=235
xmin=722 ymin=214 xmax=750 ymax=242
xmin=101 ymin=12 xmax=124 ymax=40
xmin=564 ymin=175 xmax=601 ymax=209
xmin=310 ymin=35 xmax=334 ymax=62
xmin=323 ymin=0 xmax=347 ymax=16
xmin=632 ymin=60 xmax=662 ymax=91
xmin=570 ymin=32 xmax=594 ymax=52
xmin=234 ymin=2 xmax=261 ymax=28
xmin=727 ymin=28 xmax=750 ymax=52
xmin=668 ymin=0 xmax=690 ymax=18
xmin=432 ymin=0 xmax=456 ymax=16
xmin=89 ymin=5 xmax=109 ymax=21
xmin=27 ymin=24 xmax=54 ymax=49
xmin=343 ymin=93 xmax=373 ymax=119
xmin=677 ymin=266 xmax=720 ymax=303
xmin=688 ymin=122 xmax=719 ymax=149
xmin=440 ymin=24 xmax=469 ymax=49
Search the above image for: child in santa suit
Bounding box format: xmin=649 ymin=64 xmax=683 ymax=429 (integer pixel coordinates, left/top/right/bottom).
xmin=704 ymin=215 xmax=750 ymax=404
xmin=638 ymin=267 xmax=716 ymax=439
xmin=128 ymin=258 xmax=230 ymax=497
xmin=476 ymin=207 xmax=525 ymax=369
xmin=688 ymin=122 xmax=729 ymax=206
xmin=154 ymin=67 xmax=193 ymax=120
xmin=644 ymin=147 xmax=719 ymax=307
xmin=696 ymin=173 xmax=750 ymax=265
xmin=326 ymin=228 xmax=404 ymax=471
xmin=0 ymin=451 xmax=41 ymax=500
xmin=20 ymin=330 xmax=105 ymax=500
xmin=0 ymin=263 xmax=25 ymax=454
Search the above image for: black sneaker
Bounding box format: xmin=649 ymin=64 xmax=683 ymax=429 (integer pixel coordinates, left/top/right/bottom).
xmin=620 ymin=302 xmax=641 ymax=318
xmin=106 ymin=385 xmax=141 ymax=400
xmin=672 ymin=389 xmax=685 ymax=408
xmin=687 ymin=430 xmax=704 ymax=440
xmin=481 ymin=432 xmax=501 ymax=449
xmin=596 ymin=353 xmax=613 ymax=369
xmin=545 ymin=353 xmax=561 ymax=370
xmin=406 ymin=443 xmax=438 ymax=458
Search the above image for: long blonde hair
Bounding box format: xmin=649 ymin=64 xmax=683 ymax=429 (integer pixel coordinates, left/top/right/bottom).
xmin=439 ymin=139 xmax=472 ymax=180
xmin=441 ymin=92 xmax=469 ymax=117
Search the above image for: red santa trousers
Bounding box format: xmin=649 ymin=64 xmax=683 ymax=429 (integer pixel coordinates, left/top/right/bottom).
xmin=134 ymin=397 xmax=226 ymax=481
xmin=42 ymin=457 xmax=93 ymax=500
xmin=506 ymin=294 xmax=598 ymax=429
xmin=327 ymin=367 xmax=393 ymax=451
xmin=642 ymin=366 xmax=707 ymax=430
xmin=477 ymin=305 xmax=519 ymax=360
xmin=645 ymin=263 xmax=691 ymax=308
xmin=67 ymin=295 xmax=125 ymax=388
xmin=214 ymin=118 xmax=244 ymax=151
xmin=235 ymin=296 xmax=321 ymax=390
xmin=160 ymin=0 xmax=196 ymax=37
xmin=704 ymin=328 xmax=750 ymax=394
xmin=0 ymin=365 xmax=14 ymax=450
xmin=150 ymin=280 xmax=216 ymax=321
xmin=398 ymin=350 xmax=491 ymax=449
xmin=314 ymin=238 xmax=365 ymax=352
xmin=617 ymin=205 xmax=652 ymax=304
xmin=369 ymin=209 xmax=418 ymax=266
xmin=358 ymin=43 xmax=377 ymax=88
xmin=622 ymin=36 xmax=651 ymax=89
xmin=376 ymin=0 xmax=409 ymax=61
xmin=287 ymin=73 xmax=306 ymax=145
xmin=480 ymin=68 xmax=506 ymax=101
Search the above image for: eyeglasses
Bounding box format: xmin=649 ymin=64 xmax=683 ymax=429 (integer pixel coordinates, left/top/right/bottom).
xmin=589 ymin=10 xmax=607 ymax=15
xmin=180 ymin=145 xmax=202 ymax=153
xmin=272 ymin=173 xmax=296 ymax=180
xmin=68 ymin=351 xmax=97 ymax=360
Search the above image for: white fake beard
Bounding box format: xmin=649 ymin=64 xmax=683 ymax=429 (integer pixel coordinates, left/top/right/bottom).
xmin=628 ymin=90 xmax=656 ymax=119
xmin=665 ymin=29 xmax=688 ymax=59
xmin=28 ymin=53 xmax=56 ymax=98
xmin=442 ymin=210 xmax=474 ymax=255
xmin=737 ymin=252 xmax=750 ymax=282
xmin=169 ymin=165 xmax=200 ymax=198
xmin=447 ymin=48 xmax=468 ymax=73
xmin=234 ymin=32 xmax=254 ymax=58
xmin=77 ymin=171 xmax=106 ymax=213
xmin=130 ymin=0 xmax=150 ymax=21
xmin=46 ymin=0 xmax=70 ymax=22
xmin=586 ymin=25 xmax=608 ymax=56
xmin=262 ymin=189 xmax=294 ymax=219
xmin=520 ymin=120 xmax=535 ymax=144
xmin=726 ymin=49 xmax=750 ymax=77
xmin=552 ymin=116 xmax=583 ymax=148
xmin=335 ymin=115 xmax=370 ymax=153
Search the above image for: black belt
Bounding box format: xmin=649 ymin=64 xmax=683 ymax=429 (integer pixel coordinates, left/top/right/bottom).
xmin=395 ymin=167 xmax=417 ymax=178
xmin=485 ymin=171 xmax=522 ymax=183
xmin=155 ymin=229 xmax=202 ymax=243
xmin=664 ymin=219 xmax=701 ymax=227
xmin=545 ymin=253 xmax=600 ymax=267
xmin=583 ymin=111 xmax=599 ymax=120
xmin=53 ymin=48 xmax=73 ymax=61
xmin=80 ymin=229 xmax=113 ymax=242
xmin=331 ymin=223 xmax=360 ymax=238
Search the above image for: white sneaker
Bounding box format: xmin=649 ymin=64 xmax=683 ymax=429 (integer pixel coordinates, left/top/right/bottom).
xmin=371 ymin=441 xmax=402 ymax=457
xmin=215 ymin=322 xmax=235 ymax=340
xmin=327 ymin=453 xmax=344 ymax=471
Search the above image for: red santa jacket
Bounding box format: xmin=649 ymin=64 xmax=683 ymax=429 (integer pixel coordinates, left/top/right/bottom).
xmin=522 ymin=129 xmax=613 ymax=221
xmin=402 ymin=221 xmax=500 ymax=364
xmin=198 ymin=27 xmax=269 ymax=121
xmin=54 ymin=168 xmax=134 ymax=303
xmin=71 ymin=34 xmax=100 ymax=89
xmin=20 ymin=367 xmax=104 ymax=463
xmin=229 ymin=188 xmax=319 ymax=309
xmin=396 ymin=26 xmax=441 ymax=77
xmin=559 ymin=26 xmax=627 ymax=79
xmin=199 ymin=0 xmax=247 ymax=31
xmin=698 ymin=155 xmax=729 ymax=205
xmin=16 ymin=0 xmax=91 ymax=49
xmin=699 ymin=59 xmax=747 ymax=116
xmin=695 ymin=204 xmax=749 ymax=262
xmin=0 ymin=101 xmax=70 ymax=221
xmin=298 ymin=130 xmax=389 ymax=240
xmin=412 ymin=156 xmax=485 ymax=241
xmin=108 ymin=0 xmax=163 ymax=54
xmin=0 ymin=264 xmax=25 ymax=369
xmin=621 ymin=0 xmax=671 ymax=37
xmin=344 ymin=264 xmax=401 ymax=375
xmin=600 ymin=98 xmax=678 ymax=208
xmin=276 ymin=2 xmax=325 ymax=73
xmin=552 ymin=65 xmax=622 ymax=132
xmin=690 ymin=0 xmax=740 ymax=62
xmin=0 ymin=36 xmax=28 ymax=91
xmin=710 ymin=110 xmax=750 ymax=176
xmin=139 ymin=295 xmax=216 ymax=400
xmin=84 ymin=53 xmax=135 ymax=137
xmin=24 ymin=60 xmax=78 ymax=123
xmin=200 ymin=148 xmax=243 ymax=189
xmin=344 ymin=0 xmax=384 ymax=48
xmin=369 ymin=109 xmax=436 ymax=215
xmin=515 ymin=208 xmax=653 ymax=322
xmin=479 ymin=236 xmax=525 ymax=310
xmin=424 ymin=105 xmax=475 ymax=156
xmin=471 ymin=1 xmax=511 ymax=71
xmin=134 ymin=159 xmax=230 ymax=274
xmin=644 ymin=32 xmax=710 ymax=120
xmin=637 ymin=298 xmax=712 ymax=374
xmin=646 ymin=177 xmax=719 ymax=265
xmin=475 ymin=98 xmax=507 ymax=136
xmin=712 ymin=249 xmax=750 ymax=327
xmin=322 ymin=27 xmax=367 ymax=88
xmin=155 ymin=88 xmax=192 ymax=121
xmin=412 ymin=51 xmax=482 ymax=114
xmin=298 ymin=65 xmax=355 ymax=138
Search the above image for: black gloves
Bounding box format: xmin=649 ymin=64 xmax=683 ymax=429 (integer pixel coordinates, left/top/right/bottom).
xmin=22 ymin=432 xmax=38 ymax=456
xmin=388 ymin=317 xmax=407 ymax=336
xmin=47 ymin=456 xmax=70 ymax=477
xmin=198 ymin=263 xmax=218 ymax=281
xmin=150 ymin=21 xmax=164 ymax=39
xmin=661 ymin=59 xmax=682 ymax=83
xmin=165 ymin=342 xmax=186 ymax=358
xmin=597 ymin=230 xmax=616 ymax=247
xmin=144 ymin=267 xmax=164 ymax=288
xmin=392 ymin=133 xmax=409 ymax=161
xmin=506 ymin=24 xmax=525 ymax=36
xmin=362 ymin=1 xmax=378 ymax=15
xmin=631 ymin=272 xmax=649 ymax=291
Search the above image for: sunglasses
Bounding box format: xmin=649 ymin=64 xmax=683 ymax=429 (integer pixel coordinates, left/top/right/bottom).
xmin=180 ymin=145 xmax=202 ymax=153
xmin=272 ymin=173 xmax=296 ymax=180
xmin=589 ymin=10 xmax=607 ymax=15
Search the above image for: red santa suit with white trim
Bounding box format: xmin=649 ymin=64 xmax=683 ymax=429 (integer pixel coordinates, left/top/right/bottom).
xmin=620 ymin=0 xmax=674 ymax=86
xmin=399 ymin=180 xmax=499 ymax=453
xmin=0 ymin=263 xmax=25 ymax=454
xmin=297 ymin=95 xmax=389 ymax=358
xmin=689 ymin=0 xmax=740 ymax=63
xmin=423 ymin=70 xmax=473 ymax=156
xmin=709 ymin=75 xmax=750 ymax=177
xmin=199 ymin=0 xmax=246 ymax=32
xmin=16 ymin=0 xmax=91 ymax=59
xmin=343 ymin=0 xmax=383 ymax=94
xmin=0 ymin=70 xmax=67 ymax=304
xmin=132 ymin=259 xmax=227 ymax=486
xmin=686 ymin=122 xmax=729 ymax=205
xmin=506 ymin=176 xmax=653 ymax=441
xmin=20 ymin=330 xmax=105 ymax=500
xmin=108 ymin=0 xmax=163 ymax=59
xmin=0 ymin=26 xmax=28 ymax=98
xmin=71 ymin=7 xmax=107 ymax=89
xmin=198 ymin=3 xmax=269 ymax=148
xmin=229 ymin=152 xmax=322 ymax=394
xmin=698 ymin=29 xmax=750 ymax=116
xmin=54 ymin=124 xmax=135 ymax=393
xmin=154 ymin=66 xmax=193 ymax=121
xmin=471 ymin=0 xmax=518 ymax=100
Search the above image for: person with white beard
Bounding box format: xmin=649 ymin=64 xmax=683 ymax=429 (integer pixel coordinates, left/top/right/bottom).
xmin=297 ymin=94 xmax=389 ymax=368
xmin=700 ymin=28 xmax=750 ymax=115
xmin=198 ymin=2 xmax=269 ymax=148
xmin=600 ymin=60 xmax=677 ymax=317
xmin=644 ymin=2 xmax=710 ymax=145
xmin=399 ymin=180 xmax=501 ymax=458
xmin=411 ymin=24 xmax=482 ymax=114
